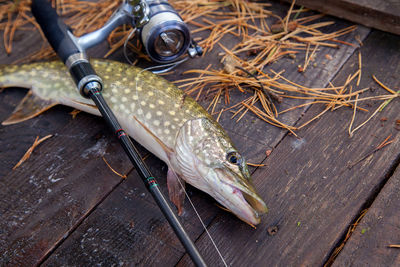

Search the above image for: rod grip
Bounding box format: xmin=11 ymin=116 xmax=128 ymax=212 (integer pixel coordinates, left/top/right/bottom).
xmin=31 ymin=0 xmax=80 ymax=63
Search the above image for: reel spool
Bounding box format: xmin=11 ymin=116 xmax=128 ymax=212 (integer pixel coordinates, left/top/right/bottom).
xmin=140 ymin=1 xmax=191 ymax=63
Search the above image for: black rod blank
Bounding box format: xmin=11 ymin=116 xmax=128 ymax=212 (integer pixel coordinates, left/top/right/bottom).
xmin=88 ymin=88 xmax=207 ymax=267
xmin=31 ymin=0 xmax=207 ymax=266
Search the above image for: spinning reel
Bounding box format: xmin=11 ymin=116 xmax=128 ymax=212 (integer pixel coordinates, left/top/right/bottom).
xmin=77 ymin=0 xmax=202 ymax=63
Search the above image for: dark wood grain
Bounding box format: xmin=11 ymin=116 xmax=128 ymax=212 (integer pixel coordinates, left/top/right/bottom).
xmin=0 ymin=88 xmax=72 ymax=177
xmin=0 ymin=113 xmax=134 ymax=266
xmin=281 ymin=0 xmax=400 ymax=35
xmin=333 ymin=164 xmax=400 ymax=266
xmin=175 ymin=18 xmax=370 ymax=151
xmin=0 ymin=2 xmax=379 ymax=266
xmin=41 ymin=28 xmax=368 ymax=267
xmin=0 ymin=19 xmax=137 ymax=266
xmin=178 ymin=30 xmax=400 ymax=266
xmin=0 ymin=29 xmax=72 ymax=177
xmin=0 ymin=30 xmax=44 ymax=64
xmin=42 ymin=153 xmax=219 ymax=266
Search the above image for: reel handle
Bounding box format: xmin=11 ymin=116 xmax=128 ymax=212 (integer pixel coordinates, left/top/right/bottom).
xmin=31 ymin=0 xmax=80 ymax=63
xmin=31 ymin=0 xmax=102 ymax=98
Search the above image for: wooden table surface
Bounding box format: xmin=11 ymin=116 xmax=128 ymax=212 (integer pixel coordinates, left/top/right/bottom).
xmin=0 ymin=1 xmax=399 ymax=266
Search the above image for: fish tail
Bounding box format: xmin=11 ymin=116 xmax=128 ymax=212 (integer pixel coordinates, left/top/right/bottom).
xmin=0 ymin=62 xmax=70 ymax=125
xmin=0 ymin=61 xmax=71 ymax=93
xmin=0 ymin=64 xmax=29 ymax=89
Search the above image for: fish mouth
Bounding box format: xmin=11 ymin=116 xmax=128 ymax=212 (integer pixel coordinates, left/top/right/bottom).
xmin=227 ymin=184 xmax=268 ymax=226
xmin=213 ymin=169 xmax=268 ymax=226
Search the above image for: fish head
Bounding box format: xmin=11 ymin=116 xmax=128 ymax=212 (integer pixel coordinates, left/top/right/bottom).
xmin=175 ymin=117 xmax=268 ymax=225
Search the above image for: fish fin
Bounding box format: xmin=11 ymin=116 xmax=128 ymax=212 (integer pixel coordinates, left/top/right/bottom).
xmin=133 ymin=116 xmax=174 ymax=154
xmin=70 ymin=99 xmax=98 ymax=112
xmin=67 ymin=99 xmax=101 ymax=116
xmin=133 ymin=116 xmax=183 ymax=213
xmin=167 ymin=168 xmax=186 ymax=215
xmin=2 ymin=90 xmax=58 ymax=125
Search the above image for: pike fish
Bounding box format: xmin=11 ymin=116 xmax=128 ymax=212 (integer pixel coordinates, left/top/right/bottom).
xmin=0 ymin=59 xmax=268 ymax=225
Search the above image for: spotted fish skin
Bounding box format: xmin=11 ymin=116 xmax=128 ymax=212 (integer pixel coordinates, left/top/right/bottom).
xmin=0 ymin=59 xmax=268 ymax=225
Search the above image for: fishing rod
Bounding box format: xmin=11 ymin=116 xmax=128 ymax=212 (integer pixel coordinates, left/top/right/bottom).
xmin=31 ymin=1 xmax=206 ymax=266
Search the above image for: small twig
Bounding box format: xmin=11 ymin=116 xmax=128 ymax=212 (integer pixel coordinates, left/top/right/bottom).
xmin=247 ymin=162 xmax=265 ymax=167
xmin=324 ymin=209 xmax=368 ymax=266
xmin=216 ymin=108 xmax=224 ymax=122
xmin=372 ymin=75 xmax=396 ymax=94
xmin=292 ymin=6 xmax=304 ymax=20
xmin=235 ymin=66 xmax=276 ymax=114
xmin=297 ymin=107 xmax=329 ymax=130
xmin=347 ymin=135 xmax=394 ymax=169
xmin=284 ymin=0 xmax=296 ymax=32
xmin=13 ymin=135 xmax=53 ymax=170
xmin=376 ymin=134 xmax=393 ymax=150
xmin=379 ymin=90 xmax=399 ymax=112
xmin=102 ymin=156 xmax=127 ymax=179
xmin=357 ymin=51 xmax=362 ymax=86
xmin=348 ymin=93 xmax=359 ymax=137
xmin=348 ymin=101 xmax=387 ymax=137
xmin=69 ymin=109 xmax=81 ymax=119
xmin=302 ymin=44 xmax=318 ymax=72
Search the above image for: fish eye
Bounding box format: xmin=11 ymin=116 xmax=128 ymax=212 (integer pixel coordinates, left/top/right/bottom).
xmin=226 ymin=151 xmax=241 ymax=165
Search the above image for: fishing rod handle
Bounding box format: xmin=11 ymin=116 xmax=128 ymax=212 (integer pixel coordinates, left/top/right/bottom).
xmin=31 ymin=0 xmax=79 ymax=63
xmin=31 ymin=3 xmax=207 ymax=265
xmin=31 ymin=0 xmax=102 ymax=98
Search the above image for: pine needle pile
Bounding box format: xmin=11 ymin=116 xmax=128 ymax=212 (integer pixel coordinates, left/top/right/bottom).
xmin=0 ymin=0 xmax=120 ymax=61
xmin=170 ymin=0 xmax=398 ymax=135
xmin=0 ymin=0 xmax=398 ymax=135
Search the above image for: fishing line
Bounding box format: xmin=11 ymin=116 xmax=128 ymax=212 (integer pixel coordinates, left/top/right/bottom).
xmin=169 ymin=169 xmax=228 ymax=267
xmin=144 ymin=57 xmax=189 ymax=74
xmin=133 ymin=69 xmax=228 ymax=267
xmin=123 ymin=28 xmax=137 ymax=65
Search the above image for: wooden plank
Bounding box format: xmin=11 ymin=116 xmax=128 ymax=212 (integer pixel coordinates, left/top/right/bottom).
xmin=177 ymin=30 xmax=400 ymax=266
xmin=0 ymin=30 xmax=72 ymax=177
xmin=42 ymin=154 xmax=219 ymax=266
xmin=0 ymin=88 xmax=73 ymax=177
xmin=0 ymin=113 xmax=134 ymax=266
xmin=177 ymin=18 xmax=370 ymax=149
xmin=333 ymin=165 xmax=400 ymax=266
xmin=0 ymin=25 xmax=136 ymax=266
xmin=0 ymin=30 xmax=43 ymax=64
xmin=0 ymin=4 xmax=369 ymax=267
xmin=41 ymin=23 xmax=369 ymax=266
xmin=281 ymin=0 xmax=400 ymax=35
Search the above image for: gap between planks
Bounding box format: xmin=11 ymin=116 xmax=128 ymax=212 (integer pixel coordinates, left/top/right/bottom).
xmin=324 ymin=152 xmax=400 ymax=266
xmin=37 ymin=171 xmax=133 ymax=264
xmin=175 ymin=29 xmax=373 ymax=266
